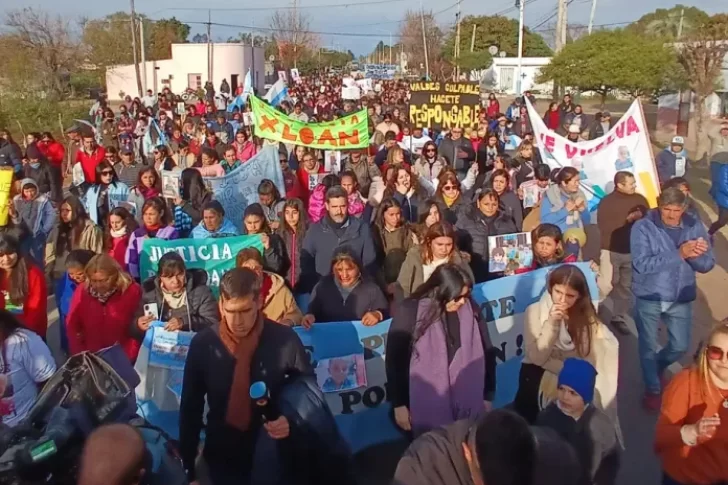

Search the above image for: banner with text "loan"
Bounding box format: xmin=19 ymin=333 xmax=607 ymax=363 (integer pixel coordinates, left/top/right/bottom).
xmin=250 ymin=95 xmax=369 ymax=149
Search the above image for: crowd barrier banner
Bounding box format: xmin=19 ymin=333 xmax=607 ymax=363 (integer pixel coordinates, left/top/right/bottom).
xmin=138 ymin=234 xmax=263 ymax=290
xmin=249 ymin=95 xmax=369 ymax=149
xmin=525 ymin=98 xmax=660 ymax=209
xmin=409 ymin=81 xmax=481 ymax=130
xmin=0 ymin=168 xmax=13 ymax=226
xmin=363 ymin=64 xmax=397 ymax=79
xmin=135 ymin=262 xmax=597 ymax=452
xmin=205 ymin=146 xmax=286 ymax=232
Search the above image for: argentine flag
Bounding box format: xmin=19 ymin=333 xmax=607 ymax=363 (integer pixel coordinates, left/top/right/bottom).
xmin=263 ymin=78 xmax=288 ymax=107
xmin=227 ymin=69 xmax=252 ymax=113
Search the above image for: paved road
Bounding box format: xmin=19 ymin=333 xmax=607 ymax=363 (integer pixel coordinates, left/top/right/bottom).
xmin=42 ymin=166 xmax=727 ymax=485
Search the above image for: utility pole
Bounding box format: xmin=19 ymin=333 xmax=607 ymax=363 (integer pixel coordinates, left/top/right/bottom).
xmin=139 ymin=20 xmax=148 ymax=94
xmin=560 ymin=0 xmax=568 ymax=49
xmin=389 ymin=31 xmax=392 ymax=65
xmin=587 ymin=0 xmax=597 ymax=34
xmin=470 ymin=24 xmax=476 ymax=52
xmin=555 ymin=0 xmax=566 ymax=52
xmin=516 ymin=0 xmax=525 ymax=94
xmin=206 ymin=10 xmax=212 ymax=82
xmin=454 ymin=0 xmax=462 ymax=80
xmin=293 ymin=0 xmax=298 ymax=69
xmin=420 ymin=2 xmax=430 ymax=80
xmin=129 ymin=0 xmax=143 ymax=96
xmin=677 ymin=8 xmax=685 ymax=40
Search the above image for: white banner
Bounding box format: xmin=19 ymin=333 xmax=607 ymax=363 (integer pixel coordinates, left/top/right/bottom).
xmin=525 ymin=99 xmax=660 ymax=209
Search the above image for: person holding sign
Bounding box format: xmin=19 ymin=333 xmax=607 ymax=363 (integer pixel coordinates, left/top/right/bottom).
xmin=301 ymin=248 xmax=388 ymax=328
xmin=66 ymin=254 xmax=142 ymax=362
xmin=243 ymin=204 xmax=287 ymax=276
xmin=456 ymin=189 xmax=518 ymax=283
xmin=540 ymin=167 xmax=590 ymax=234
xmin=133 ymin=252 xmax=218 ymax=337
xmin=387 ymin=264 xmax=495 ymax=437
xmin=179 ymin=268 xmax=313 ymax=485
xmin=236 ymin=248 xmax=302 ymax=326
xmin=295 ymin=150 xmax=325 ymax=205
xmin=514 ymin=265 xmax=619 ymax=428
xmin=173 ymin=169 xmax=212 ymax=238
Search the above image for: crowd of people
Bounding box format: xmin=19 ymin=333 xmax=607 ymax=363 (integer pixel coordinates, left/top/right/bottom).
xmin=0 ymin=72 xmax=727 ymax=485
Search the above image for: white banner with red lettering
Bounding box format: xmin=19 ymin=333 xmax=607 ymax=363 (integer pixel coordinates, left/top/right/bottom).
xmin=525 ymin=98 xmax=660 ymax=209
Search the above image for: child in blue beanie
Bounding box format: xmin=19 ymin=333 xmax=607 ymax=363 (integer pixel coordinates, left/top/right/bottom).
xmin=536 ymin=358 xmax=621 ymax=485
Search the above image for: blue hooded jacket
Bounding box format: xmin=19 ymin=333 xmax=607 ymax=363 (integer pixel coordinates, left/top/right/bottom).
xmin=709 ymin=160 xmax=728 ymax=209
xmin=190 ymin=217 xmax=239 ymax=239
xmin=631 ymin=209 xmax=714 ymax=303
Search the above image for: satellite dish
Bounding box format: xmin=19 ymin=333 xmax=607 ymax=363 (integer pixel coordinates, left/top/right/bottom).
xmin=488 ymin=45 xmax=499 ymax=56
xmin=268 ymin=55 xmax=275 ymax=62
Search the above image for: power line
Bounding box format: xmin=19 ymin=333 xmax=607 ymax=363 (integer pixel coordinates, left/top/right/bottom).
xmin=147 ymin=0 xmax=406 ymax=15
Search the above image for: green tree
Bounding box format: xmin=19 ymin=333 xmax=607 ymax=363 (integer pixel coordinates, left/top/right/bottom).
xmin=627 ymin=5 xmax=709 ymax=40
xmin=444 ymin=15 xmax=552 ymax=64
xmin=454 ymin=50 xmax=492 ymax=72
xmin=537 ymin=29 xmax=679 ymax=107
xmin=146 ymin=17 xmax=190 ymax=60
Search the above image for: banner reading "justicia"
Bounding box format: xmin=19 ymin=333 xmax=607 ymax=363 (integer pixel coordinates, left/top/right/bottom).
xmin=249 ymin=95 xmax=370 ymax=149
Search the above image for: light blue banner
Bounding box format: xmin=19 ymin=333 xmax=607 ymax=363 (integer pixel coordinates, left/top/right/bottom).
xmin=136 ymin=263 xmax=598 ymax=451
xmin=363 ymin=64 xmax=397 ymax=79
xmin=206 ymin=146 xmax=286 ymax=232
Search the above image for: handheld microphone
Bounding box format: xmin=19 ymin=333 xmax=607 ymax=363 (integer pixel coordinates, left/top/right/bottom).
xmin=249 ymin=381 xmax=279 ymax=422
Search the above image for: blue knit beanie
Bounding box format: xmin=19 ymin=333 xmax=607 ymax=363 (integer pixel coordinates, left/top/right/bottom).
xmin=558 ymin=358 xmax=597 ymax=404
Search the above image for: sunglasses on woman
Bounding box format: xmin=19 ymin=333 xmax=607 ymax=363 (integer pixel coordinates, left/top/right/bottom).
xmin=442 ymin=185 xmax=458 ymax=192
xmin=453 ymin=291 xmax=471 ymax=304
xmin=707 ymin=345 xmax=728 ymax=361
xmin=426 ymin=148 xmax=436 ymax=153
xmin=101 ymin=170 xmax=114 ymax=176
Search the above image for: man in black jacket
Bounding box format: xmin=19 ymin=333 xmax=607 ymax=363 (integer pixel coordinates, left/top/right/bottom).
xmin=300 ymin=186 xmax=377 ymax=292
xmin=393 ymin=409 xmax=581 ymax=485
xmin=438 ymin=127 xmax=475 ymax=175
xmin=179 ymin=268 xmax=313 ymax=485
xmin=23 ymin=143 xmax=62 ymax=205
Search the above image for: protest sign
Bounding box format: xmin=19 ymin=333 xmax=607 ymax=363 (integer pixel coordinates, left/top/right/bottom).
xmin=488 ymin=232 xmax=533 ymax=273
xmin=161 ymin=171 xmax=180 ymax=199
xmin=0 ymin=168 xmax=13 ymax=226
xmin=206 ymin=146 xmax=286 ymax=231
xmin=250 ymin=95 xmax=369 ymax=149
xmin=363 ymin=64 xmax=397 ymax=79
xmin=355 ymin=78 xmax=373 ymax=93
xmin=290 ymin=68 xmax=301 ymax=83
xmin=149 ymin=327 xmax=193 ymax=370
xmin=409 ymin=81 xmax=481 ymax=130
xmin=341 ymin=86 xmax=361 ymax=100
xmin=135 ymin=263 xmax=597 ymax=448
xmin=138 ymin=234 xmax=263 ymax=289
xmin=525 ymin=98 xmax=660 ymax=209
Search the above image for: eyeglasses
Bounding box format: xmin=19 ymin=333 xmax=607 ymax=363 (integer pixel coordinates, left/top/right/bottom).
xmin=426 ymin=148 xmax=436 ymax=153
xmin=707 ymin=346 xmax=728 ymax=361
xmin=101 ymin=170 xmax=114 ymax=176
xmin=453 ymin=292 xmax=471 ymax=304
xmin=442 ymin=185 xmax=458 ymax=192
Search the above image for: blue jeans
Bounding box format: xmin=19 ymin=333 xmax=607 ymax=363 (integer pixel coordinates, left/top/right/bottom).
xmin=635 ymin=298 xmax=692 ymax=394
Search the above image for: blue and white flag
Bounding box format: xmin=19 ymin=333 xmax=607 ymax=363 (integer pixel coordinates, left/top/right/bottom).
xmin=143 ymin=118 xmax=167 ymax=152
xmin=227 ymin=69 xmax=252 ymax=113
xmin=263 ymin=78 xmax=288 ymax=107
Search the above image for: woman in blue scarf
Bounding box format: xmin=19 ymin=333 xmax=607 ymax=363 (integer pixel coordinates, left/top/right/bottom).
xmin=82 ymin=161 xmax=130 ymax=231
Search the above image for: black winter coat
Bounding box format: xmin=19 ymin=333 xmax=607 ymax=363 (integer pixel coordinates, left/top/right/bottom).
xmin=132 ymin=268 xmax=219 ymax=338
xmin=456 ymin=207 xmax=518 ymax=283
xmin=308 ymin=275 xmax=389 ymax=323
xmin=24 ymin=161 xmax=62 ymax=203
xmin=433 ymin=194 xmax=469 ymax=226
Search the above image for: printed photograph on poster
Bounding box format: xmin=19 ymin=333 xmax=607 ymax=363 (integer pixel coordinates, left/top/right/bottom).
xmin=290 ymin=68 xmax=301 ymax=83
xmin=315 ymin=353 xmax=367 ymax=393
xmin=324 ymin=151 xmax=341 ymax=174
xmin=521 ymin=183 xmax=547 ymax=209
xmin=242 ymin=112 xmax=255 ymax=127
xmin=161 ymin=171 xmax=180 ymax=199
xmin=488 ymin=232 xmax=533 ymax=273
xmin=308 ymin=173 xmax=328 ymax=191
xmin=149 ymin=329 xmax=193 ymax=370
xmin=277 ymin=70 xmax=288 ymax=83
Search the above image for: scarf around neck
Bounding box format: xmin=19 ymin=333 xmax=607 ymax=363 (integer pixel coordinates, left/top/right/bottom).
xmin=110 ymin=227 xmax=128 ymax=238
xmin=88 ymin=285 xmax=117 ymax=304
xmin=139 ymin=185 xmax=161 ymax=200
xmin=219 ymin=317 xmax=264 ymax=432
xmin=442 ymin=192 xmax=458 ymax=208
xmin=409 ymin=299 xmax=485 ymax=436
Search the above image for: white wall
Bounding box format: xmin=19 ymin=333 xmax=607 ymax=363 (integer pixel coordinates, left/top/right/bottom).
xmin=106 ymin=43 xmax=265 ymax=100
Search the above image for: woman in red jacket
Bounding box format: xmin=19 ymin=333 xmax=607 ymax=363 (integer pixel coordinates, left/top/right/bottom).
xmin=104 ymin=207 xmax=137 ymax=271
xmin=66 ymin=254 xmax=142 ymax=362
xmin=0 ymin=235 xmax=48 ymax=339
xmin=38 ymin=132 xmax=65 ymax=169
xmin=295 ymin=149 xmax=325 ymax=206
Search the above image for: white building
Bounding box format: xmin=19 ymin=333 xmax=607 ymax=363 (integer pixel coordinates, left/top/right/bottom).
xmin=489 ymin=57 xmax=553 ymax=95
xmin=106 ymin=43 xmax=265 ymax=100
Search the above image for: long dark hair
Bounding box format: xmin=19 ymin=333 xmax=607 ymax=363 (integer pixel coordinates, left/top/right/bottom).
xmin=277 ymin=198 xmax=308 ymax=239
xmin=103 ymin=207 xmax=137 ymax=251
xmin=180 ymin=168 xmax=209 ymax=207
xmin=57 ymin=196 xmax=91 ymax=253
xmin=0 ymin=310 xmax=24 ymax=344
xmin=244 ymin=203 xmax=271 ymax=235
xmin=0 ymin=235 xmax=29 ymax=306
xmin=546 ymin=264 xmax=596 ymax=357
xmin=410 ymin=264 xmax=473 ymax=343
xmin=141 ymin=197 xmax=172 ymax=227
xmin=531 ymin=223 xmax=565 ymax=267
xmin=374 ymin=197 xmax=408 ymax=251
xmin=94 ymin=160 xmax=120 ymax=186
xmin=135 ymin=166 xmax=161 ymax=192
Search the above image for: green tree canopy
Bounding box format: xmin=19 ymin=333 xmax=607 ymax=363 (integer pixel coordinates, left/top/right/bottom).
xmin=443 ymin=14 xmax=552 ymax=68
xmin=626 ymin=5 xmax=710 ymax=40
xmin=537 ymin=29 xmax=680 ymax=104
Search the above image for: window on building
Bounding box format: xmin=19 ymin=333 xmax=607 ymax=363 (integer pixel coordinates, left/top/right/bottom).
xmin=188 ymin=74 xmax=202 ymax=90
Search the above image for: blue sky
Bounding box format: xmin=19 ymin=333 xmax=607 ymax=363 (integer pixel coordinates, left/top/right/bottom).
xmin=7 ymin=0 xmax=727 ymax=55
